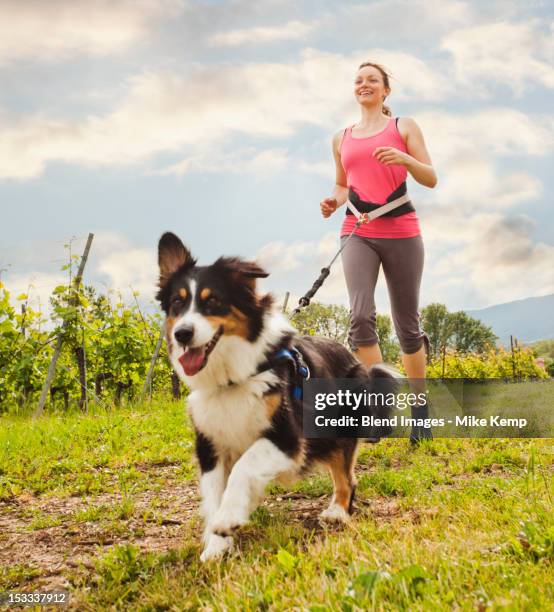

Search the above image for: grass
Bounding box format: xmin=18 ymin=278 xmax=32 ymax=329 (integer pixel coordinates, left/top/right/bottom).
xmin=0 ymin=397 xmax=196 ymax=500
xmin=0 ymin=394 xmax=552 ymax=610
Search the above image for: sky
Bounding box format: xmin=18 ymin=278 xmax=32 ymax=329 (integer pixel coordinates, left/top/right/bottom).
xmin=1 ymin=0 xmax=553 ymax=319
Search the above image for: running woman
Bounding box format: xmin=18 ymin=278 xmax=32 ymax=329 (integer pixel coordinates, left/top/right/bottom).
xmin=320 ymin=62 xmax=437 ymax=443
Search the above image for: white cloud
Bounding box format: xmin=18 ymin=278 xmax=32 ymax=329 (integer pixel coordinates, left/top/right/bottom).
xmin=320 ymin=0 xmax=473 ymax=47
xmin=431 ymin=157 xmax=542 ymax=213
xmin=412 ymin=108 xmax=549 ymax=217
xmin=2 ymin=231 xmax=159 ymax=312
xmin=255 ymin=232 xmax=380 ymax=307
xmin=256 ymin=240 xmax=315 ymax=272
xmin=209 ymin=20 xmax=315 ymax=47
xmin=412 ymin=107 xmax=552 ymax=307
xmin=297 ymin=160 xmax=332 ymax=177
xmin=155 ymin=147 xmax=290 ymax=178
xmin=0 ymin=0 xmax=181 ymax=66
xmin=417 ymin=108 xmax=554 ymax=163
xmin=4 ymin=271 xmax=67 ymax=316
xmin=96 ymin=248 xmax=157 ymax=298
xmin=0 ymin=47 xmax=450 ymax=180
xmin=425 ymin=212 xmax=554 ymax=306
xmin=92 ymin=232 xmax=157 ymax=299
xmin=441 ymin=20 xmax=554 ymax=96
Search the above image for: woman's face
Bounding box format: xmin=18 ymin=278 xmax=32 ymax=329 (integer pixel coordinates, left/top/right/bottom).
xmin=354 ymin=66 xmax=390 ymax=106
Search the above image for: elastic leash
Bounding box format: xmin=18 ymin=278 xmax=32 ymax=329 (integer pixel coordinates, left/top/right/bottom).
xmin=229 ymin=191 xmax=414 ymax=397
xmin=291 ymin=192 xmax=412 ymax=316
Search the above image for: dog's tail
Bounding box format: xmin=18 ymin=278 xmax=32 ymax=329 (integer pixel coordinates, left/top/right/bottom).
xmin=363 ymin=363 xmax=402 ymax=443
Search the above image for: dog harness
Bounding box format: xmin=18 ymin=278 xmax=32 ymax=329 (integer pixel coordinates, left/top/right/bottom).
xmin=225 ymin=345 xmax=310 ymax=400
xmin=255 ymin=347 xmax=310 ymax=401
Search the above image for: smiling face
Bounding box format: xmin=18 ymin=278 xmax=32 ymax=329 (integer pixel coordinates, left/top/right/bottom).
xmin=156 ymin=232 xmax=272 ymax=377
xmin=161 ymin=269 xmax=229 ymax=376
xmin=354 ymin=64 xmax=390 ymax=107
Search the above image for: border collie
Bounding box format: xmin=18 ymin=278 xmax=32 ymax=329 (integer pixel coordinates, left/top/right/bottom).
xmin=156 ymin=232 xmax=397 ymax=561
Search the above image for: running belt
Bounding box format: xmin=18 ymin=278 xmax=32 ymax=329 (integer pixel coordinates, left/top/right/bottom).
xmin=345 ymin=181 xmax=415 ymax=218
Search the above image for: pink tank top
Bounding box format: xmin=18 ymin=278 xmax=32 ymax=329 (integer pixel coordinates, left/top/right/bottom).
xmin=339 ymin=117 xmax=421 ymax=239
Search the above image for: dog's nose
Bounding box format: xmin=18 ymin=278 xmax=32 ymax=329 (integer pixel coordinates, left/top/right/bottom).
xmin=174 ymin=325 xmax=194 ymax=346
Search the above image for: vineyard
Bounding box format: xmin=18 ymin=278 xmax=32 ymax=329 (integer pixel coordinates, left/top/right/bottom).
xmin=0 ymin=281 xmax=177 ymax=414
xmin=0 ymin=274 xmax=549 ymax=416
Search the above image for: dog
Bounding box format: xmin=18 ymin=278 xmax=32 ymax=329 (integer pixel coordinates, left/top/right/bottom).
xmin=156 ymin=232 xmax=397 ymax=561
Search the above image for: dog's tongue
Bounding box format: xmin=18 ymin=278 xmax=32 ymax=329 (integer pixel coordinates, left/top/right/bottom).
xmin=179 ymin=347 xmax=205 ymax=376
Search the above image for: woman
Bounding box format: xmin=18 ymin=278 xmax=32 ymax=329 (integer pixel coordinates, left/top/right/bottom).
xmin=320 ymin=62 xmax=437 ymax=442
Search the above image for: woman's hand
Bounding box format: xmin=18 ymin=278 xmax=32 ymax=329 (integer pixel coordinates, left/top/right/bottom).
xmin=320 ymin=197 xmax=338 ymax=218
xmin=373 ymin=146 xmax=411 ymax=166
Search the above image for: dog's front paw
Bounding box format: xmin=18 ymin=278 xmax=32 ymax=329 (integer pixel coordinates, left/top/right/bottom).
xmin=200 ymin=533 xmax=234 ymax=562
xmin=210 ymin=507 xmax=248 ymax=536
xmin=319 ymin=503 xmax=350 ymax=524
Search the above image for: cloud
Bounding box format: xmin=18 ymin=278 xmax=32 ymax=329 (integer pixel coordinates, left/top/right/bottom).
xmin=208 ymin=20 xmax=316 ymax=47
xmin=91 ymin=232 xmax=157 ymax=299
xmin=297 ymin=160 xmax=333 ymax=177
xmin=3 ymin=271 xmax=67 ymax=316
xmin=412 ymin=108 xmax=549 ymax=216
xmin=425 ymin=212 xmax=554 ymax=306
xmin=256 ymin=240 xmax=315 ymax=272
xmin=430 ymin=157 xmax=542 ymax=213
xmin=0 ymin=47 xmax=449 ymax=180
xmin=1 ymin=231 xmax=159 ymax=313
xmin=416 ymin=108 xmax=554 ymax=162
xmin=411 ymin=106 xmax=552 ymax=307
xmin=315 ymin=0 xmax=472 ymax=48
xmin=96 ymin=248 xmax=157 ymax=298
xmin=0 ymin=0 xmax=182 ymax=66
xmin=154 ymin=147 xmax=290 ymax=178
xmin=255 ymin=232 xmax=377 ymax=308
xmin=441 ymin=20 xmax=554 ymax=96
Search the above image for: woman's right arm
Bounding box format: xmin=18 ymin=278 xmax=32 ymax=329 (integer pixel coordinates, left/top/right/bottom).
xmin=320 ymin=131 xmax=349 ymax=218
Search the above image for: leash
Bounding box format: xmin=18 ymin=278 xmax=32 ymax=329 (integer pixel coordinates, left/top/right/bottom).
xmin=228 ymin=191 xmax=414 ymax=397
xmin=291 ymin=192 xmax=412 ymax=316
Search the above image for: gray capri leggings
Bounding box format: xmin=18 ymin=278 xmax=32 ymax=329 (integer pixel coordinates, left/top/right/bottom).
xmin=340 ymin=233 xmax=429 ymax=355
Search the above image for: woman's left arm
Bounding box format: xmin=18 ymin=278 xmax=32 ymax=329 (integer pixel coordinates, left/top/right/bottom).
xmin=373 ymin=118 xmax=437 ymax=188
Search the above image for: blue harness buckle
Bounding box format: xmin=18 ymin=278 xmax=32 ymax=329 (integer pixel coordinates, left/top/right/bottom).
xmin=270 ymin=347 xmax=310 ymax=401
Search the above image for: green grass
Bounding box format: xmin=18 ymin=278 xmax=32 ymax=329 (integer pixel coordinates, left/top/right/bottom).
xmin=0 ymin=397 xmax=552 ymax=610
xmin=0 ymin=397 xmax=196 ymax=500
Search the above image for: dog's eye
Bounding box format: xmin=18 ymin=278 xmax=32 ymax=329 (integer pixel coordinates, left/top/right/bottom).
xmin=206 ymin=296 xmax=221 ymax=309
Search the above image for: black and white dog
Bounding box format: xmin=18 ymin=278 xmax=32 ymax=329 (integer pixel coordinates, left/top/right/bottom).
xmin=156 ymin=232 xmax=397 ymax=561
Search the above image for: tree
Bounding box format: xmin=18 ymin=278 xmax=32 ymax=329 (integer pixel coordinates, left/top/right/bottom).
xmin=448 ymin=311 xmax=496 ymax=353
xmin=420 ymin=303 xmax=452 ymax=359
xmin=421 ymin=303 xmax=497 ymax=357
xmin=530 ymin=339 xmax=554 ymax=360
xmin=291 ymin=302 xmax=350 ymax=345
xmin=290 ymin=302 xmax=400 ymax=363
xmin=376 ymin=313 xmax=400 ymax=363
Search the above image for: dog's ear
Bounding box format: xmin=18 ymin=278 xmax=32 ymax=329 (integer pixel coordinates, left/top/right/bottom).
xmin=214 ymin=257 xmax=269 ymax=290
xmin=158 ymin=232 xmax=195 ymax=287
xmin=233 ymin=260 xmax=269 ymax=280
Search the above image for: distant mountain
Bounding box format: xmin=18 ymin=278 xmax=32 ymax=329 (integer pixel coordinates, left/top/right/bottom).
xmin=466 ymin=294 xmax=554 ymax=347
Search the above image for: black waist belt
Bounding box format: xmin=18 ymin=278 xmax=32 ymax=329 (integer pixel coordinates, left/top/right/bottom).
xmin=346 ymin=181 xmax=415 ymax=217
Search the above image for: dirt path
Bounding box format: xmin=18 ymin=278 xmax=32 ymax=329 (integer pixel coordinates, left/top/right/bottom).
xmin=0 ymin=464 xmax=433 ymax=593
xmin=0 ymin=467 xmax=199 ymax=591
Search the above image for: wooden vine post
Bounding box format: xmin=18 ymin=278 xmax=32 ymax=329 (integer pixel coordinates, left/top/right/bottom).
xmin=34 ymin=233 xmax=94 ymax=418
xmin=140 ymin=323 xmax=165 ymax=403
